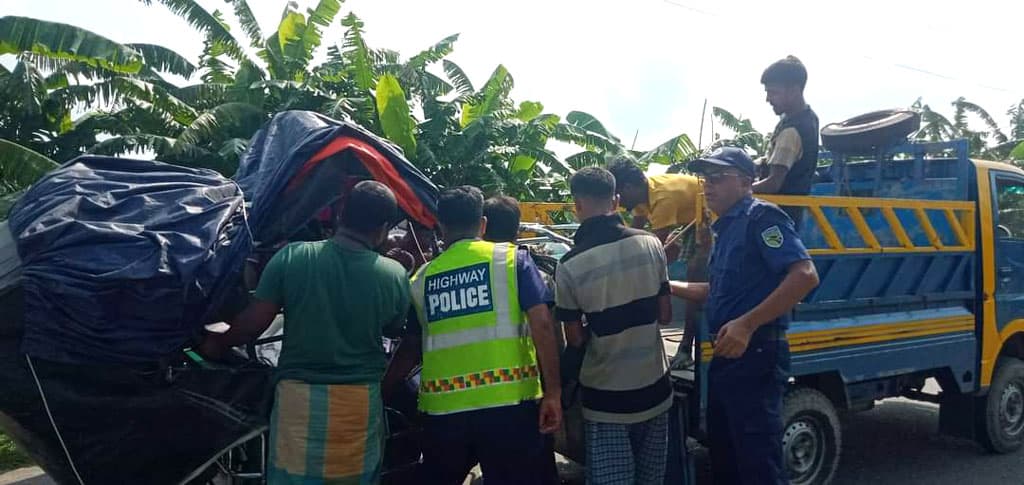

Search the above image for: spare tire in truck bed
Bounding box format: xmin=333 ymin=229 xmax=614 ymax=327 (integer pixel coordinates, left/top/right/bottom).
xmin=821 ymin=109 xmax=921 ymax=153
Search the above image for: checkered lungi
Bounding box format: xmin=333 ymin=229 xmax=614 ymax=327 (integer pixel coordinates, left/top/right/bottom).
xmin=268 ymin=380 xmax=384 ymax=485
xmin=584 ymin=410 xmax=669 ymax=485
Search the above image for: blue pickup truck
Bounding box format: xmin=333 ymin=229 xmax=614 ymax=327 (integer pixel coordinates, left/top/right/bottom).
xmin=529 ymin=137 xmax=1024 ymax=484
xmin=654 ymin=138 xmax=1024 ymax=484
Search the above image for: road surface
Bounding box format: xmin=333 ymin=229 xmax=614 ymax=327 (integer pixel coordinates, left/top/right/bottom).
xmin=831 ymin=399 xmax=1022 ymax=484
xmin=4 ymin=398 xmax=1023 ymax=485
xmin=686 ymin=397 xmax=1024 ymax=485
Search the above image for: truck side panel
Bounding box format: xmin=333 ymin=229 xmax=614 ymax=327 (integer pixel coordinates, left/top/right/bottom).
xmin=755 ymin=143 xmax=982 ymax=400
xmin=789 ymin=307 xmax=977 ymax=393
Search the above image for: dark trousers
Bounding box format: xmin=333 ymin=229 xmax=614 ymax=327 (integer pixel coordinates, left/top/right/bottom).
xmin=420 ymin=401 xmax=559 ymax=485
xmin=707 ymin=339 xmax=790 ymax=485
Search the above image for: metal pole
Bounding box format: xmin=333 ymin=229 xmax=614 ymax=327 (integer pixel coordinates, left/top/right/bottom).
xmin=698 ymin=98 xmax=708 ymax=149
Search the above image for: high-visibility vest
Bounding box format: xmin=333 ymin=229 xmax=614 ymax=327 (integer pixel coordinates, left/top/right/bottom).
xmin=410 ymin=239 xmax=541 ymax=414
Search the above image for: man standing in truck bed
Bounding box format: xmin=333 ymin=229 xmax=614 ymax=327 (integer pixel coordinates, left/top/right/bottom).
xmin=754 ymin=55 xmax=820 ymax=229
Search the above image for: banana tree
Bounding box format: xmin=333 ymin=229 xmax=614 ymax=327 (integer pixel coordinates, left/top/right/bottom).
xmin=710 ymin=107 xmax=769 ymax=156
xmin=979 ymin=98 xmax=1024 ymax=162
xmin=0 ymin=139 xmax=59 ymax=219
xmin=406 ymin=62 xmax=575 ymax=199
xmin=0 ymin=16 xmax=143 ymax=74
xmin=134 ymin=1 xmax=457 ymax=174
xmin=1006 ymin=101 xmax=1024 ymax=163
xmin=552 ymin=108 xmax=700 ymax=179
xmin=912 ymin=98 xmax=1024 ymax=161
xmin=3 ymin=4 xmax=693 ymax=201
xmin=554 ymin=111 xmax=627 ymax=170
xmin=0 ymin=15 xmax=202 ymax=172
xmin=950 ymin=97 xmax=1008 ymax=156
xmin=125 ymin=0 xmax=352 ymax=172
xmin=639 ymin=133 xmax=699 ymax=168
xmin=912 ymin=98 xmax=957 ymax=143
xmin=0 ymin=15 xmax=208 ymax=212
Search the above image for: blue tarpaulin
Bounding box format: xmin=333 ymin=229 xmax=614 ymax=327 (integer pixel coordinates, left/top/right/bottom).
xmin=0 ymin=112 xmax=440 ymax=485
xmin=6 ymin=110 xmax=439 ymax=365
xmin=8 ymin=156 xmax=251 ymax=363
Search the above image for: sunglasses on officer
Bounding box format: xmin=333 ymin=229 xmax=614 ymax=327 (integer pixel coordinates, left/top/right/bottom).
xmin=699 ymin=170 xmax=745 ymax=185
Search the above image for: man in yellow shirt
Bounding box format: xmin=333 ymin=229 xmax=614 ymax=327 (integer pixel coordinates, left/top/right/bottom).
xmin=608 ymin=159 xmax=708 ymax=366
xmin=607 ymin=160 xmax=700 ymax=261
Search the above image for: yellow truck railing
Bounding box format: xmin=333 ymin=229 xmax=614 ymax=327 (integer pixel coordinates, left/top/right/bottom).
xmin=519 ymin=202 xmax=576 ymax=225
xmin=521 ymin=195 xmax=976 ymax=257
xmin=760 ymin=195 xmax=976 ymax=256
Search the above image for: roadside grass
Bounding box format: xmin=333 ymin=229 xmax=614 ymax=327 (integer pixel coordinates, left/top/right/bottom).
xmin=0 ymin=432 xmax=31 ymax=473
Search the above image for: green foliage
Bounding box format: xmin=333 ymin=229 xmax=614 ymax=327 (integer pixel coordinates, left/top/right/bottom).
xmin=0 ymin=3 xmax=705 ymax=203
xmin=0 ymin=432 xmax=31 ymax=473
xmin=460 ymin=65 xmax=513 ymax=128
xmin=126 ymin=43 xmax=196 ymax=78
xmin=0 ymin=139 xmax=59 ymax=196
xmin=88 ymin=134 xmax=176 ymax=157
xmin=340 ymin=13 xmax=374 ymax=91
xmin=638 ymin=133 xmax=698 ymax=166
xmin=225 ymin=0 xmax=263 ymax=49
xmin=443 ymin=59 xmax=474 ymax=96
xmin=0 ymin=16 xmax=143 ymax=74
xmin=565 ymin=111 xmax=620 ymax=144
xmin=515 ymin=101 xmax=544 ymax=122
xmin=138 ymin=0 xmax=249 ymax=63
xmin=711 ymin=107 xmax=768 ymax=155
xmin=914 ymin=97 xmax=1024 ymax=160
xmin=375 ymin=74 xmax=416 ymax=156
xmin=1010 ymin=141 xmax=1024 ymax=161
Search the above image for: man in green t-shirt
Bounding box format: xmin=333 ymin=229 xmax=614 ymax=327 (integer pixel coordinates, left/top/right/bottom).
xmin=201 ymin=181 xmax=411 ymax=485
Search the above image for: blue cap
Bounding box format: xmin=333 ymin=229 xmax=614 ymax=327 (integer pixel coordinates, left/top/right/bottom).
xmin=687 ymin=147 xmax=756 ymax=177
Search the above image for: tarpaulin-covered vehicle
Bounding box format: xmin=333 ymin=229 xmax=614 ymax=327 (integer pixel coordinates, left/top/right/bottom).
xmin=0 ymin=111 xmax=438 ymax=484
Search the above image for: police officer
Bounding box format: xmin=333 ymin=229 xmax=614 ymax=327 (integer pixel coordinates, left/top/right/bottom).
xmin=384 ymin=186 xmax=562 ymax=485
xmin=669 ymin=147 xmax=819 ymax=484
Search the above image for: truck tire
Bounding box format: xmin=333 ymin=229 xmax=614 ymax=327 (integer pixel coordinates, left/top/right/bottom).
xmin=783 ymin=387 xmax=841 ymax=485
xmin=820 ymin=110 xmax=921 ymax=153
xmin=978 ymin=357 xmax=1024 ymax=453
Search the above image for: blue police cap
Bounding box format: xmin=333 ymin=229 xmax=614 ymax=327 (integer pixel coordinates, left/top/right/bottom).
xmin=687 ymin=147 xmax=756 ymax=178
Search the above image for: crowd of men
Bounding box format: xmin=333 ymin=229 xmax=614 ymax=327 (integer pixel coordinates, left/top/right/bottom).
xmin=199 ymin=55 xmax=822 ymax=485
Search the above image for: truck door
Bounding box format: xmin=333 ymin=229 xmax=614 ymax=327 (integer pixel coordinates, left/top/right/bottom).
xmin=992 ymin=173 xmax=1024 ymax=328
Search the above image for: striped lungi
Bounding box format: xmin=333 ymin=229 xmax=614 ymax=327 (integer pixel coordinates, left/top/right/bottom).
xmin=268 ymin=380 xmax=384 ymax=485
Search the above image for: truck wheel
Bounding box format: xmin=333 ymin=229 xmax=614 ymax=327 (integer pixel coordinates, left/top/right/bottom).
xmin=783 ymin=388 xmax=841 ymax=485
xmin=820 ymin=109 xmax=921 ymax=153
xmin=979 ymin=357 xmax=1024 ymax=453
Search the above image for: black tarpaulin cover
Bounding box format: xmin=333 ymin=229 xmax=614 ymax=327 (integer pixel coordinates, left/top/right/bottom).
xmin=7 ymin=156 xmax=250 ymax=364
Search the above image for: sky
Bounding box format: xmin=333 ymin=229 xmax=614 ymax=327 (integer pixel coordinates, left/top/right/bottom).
xmin=6 ymin=0 xmax=1024 ymax=154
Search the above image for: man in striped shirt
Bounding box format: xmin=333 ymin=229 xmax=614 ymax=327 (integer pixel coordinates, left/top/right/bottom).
xmin=556 ymin=167 xmax=673 ymax=485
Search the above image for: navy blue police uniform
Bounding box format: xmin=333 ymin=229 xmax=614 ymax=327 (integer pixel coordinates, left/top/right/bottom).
xmin=689 ymin=148 xmax=812 ymax=485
